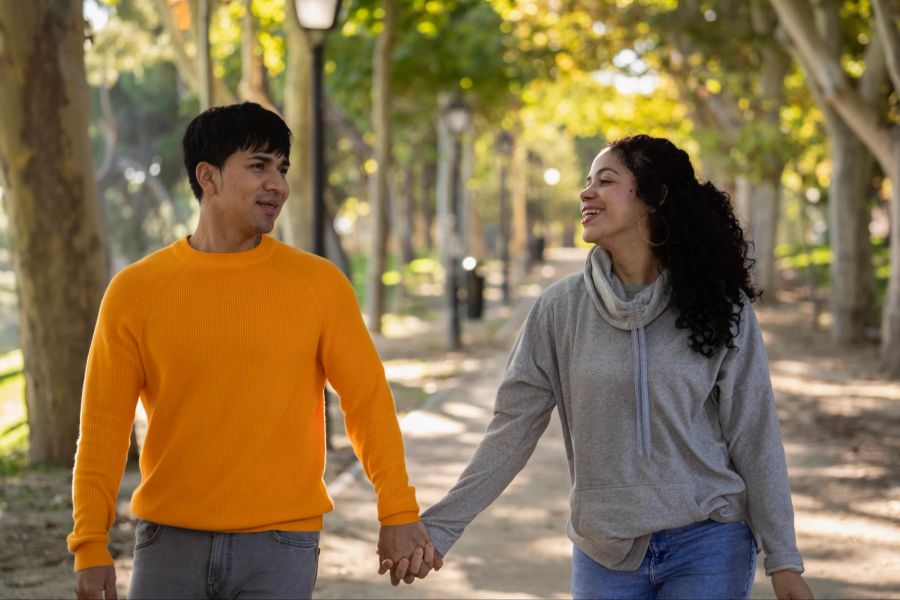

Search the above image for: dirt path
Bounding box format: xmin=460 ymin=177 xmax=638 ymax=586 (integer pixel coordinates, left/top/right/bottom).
xmin=2 ymin=250 xmax=899 ymax=598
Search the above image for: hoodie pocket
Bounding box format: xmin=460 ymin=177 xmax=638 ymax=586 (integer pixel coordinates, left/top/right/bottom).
xmin=572 ymin=482 xmax=707 ymax=550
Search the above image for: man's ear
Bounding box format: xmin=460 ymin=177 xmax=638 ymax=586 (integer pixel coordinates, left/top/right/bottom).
xmin=196 ymin=162 xmax=219 ymax=199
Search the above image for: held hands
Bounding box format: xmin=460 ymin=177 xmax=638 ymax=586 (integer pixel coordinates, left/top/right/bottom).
xmin=376 ymin=521 xmax=443 ymax=586
xmin=75 ymin=565 xmax=117 ymax=600
xmin=772 ymin=570 xmax=814 ymax=600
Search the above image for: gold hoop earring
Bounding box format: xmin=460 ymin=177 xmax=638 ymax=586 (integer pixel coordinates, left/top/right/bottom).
xmin=639 ymin=215 xmax=670 ymax=247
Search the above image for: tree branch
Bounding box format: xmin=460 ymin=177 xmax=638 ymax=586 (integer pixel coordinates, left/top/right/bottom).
xmin=770 ymin=0 xmax=894 ymax=170
xmin=871 ymin=0 xmax=900 ymax=93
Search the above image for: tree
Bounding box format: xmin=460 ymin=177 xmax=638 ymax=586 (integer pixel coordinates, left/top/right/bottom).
xmin=364 ymin=0 xmax=396 ymax=333
xmin=774 ymin=0 xmax=882 ymax=343
xmin=0 ymin=0 xmax=109 ymax=465
xmin=770 ymin=0 xmax=900 ymax=373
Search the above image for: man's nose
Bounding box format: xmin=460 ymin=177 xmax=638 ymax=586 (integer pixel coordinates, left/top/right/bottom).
xmin=265 ymin=173 xmax=288 ymax=195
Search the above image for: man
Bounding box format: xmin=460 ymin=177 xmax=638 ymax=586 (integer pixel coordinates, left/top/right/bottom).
xmin=69 ymin=102 xmax=433 ymax=599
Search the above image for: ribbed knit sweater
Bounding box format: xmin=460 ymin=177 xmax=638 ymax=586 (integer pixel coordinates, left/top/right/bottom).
xmin=68 ymin=235 xmax=419 ymax=571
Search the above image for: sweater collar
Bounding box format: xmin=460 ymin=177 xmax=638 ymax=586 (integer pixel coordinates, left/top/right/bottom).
xmin=583 ymin=246 xmax=672 ymax=330
xmin=172 ymin=234 xmax=277 ymax=268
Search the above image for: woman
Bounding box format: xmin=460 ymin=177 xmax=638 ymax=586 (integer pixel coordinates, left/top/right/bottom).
xmin=389 ymin=135 xmax=812 ymax=598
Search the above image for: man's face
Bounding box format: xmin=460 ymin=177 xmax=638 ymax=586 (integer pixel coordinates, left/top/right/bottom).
xmin=204 ymin=148 xmax=289 ymax=235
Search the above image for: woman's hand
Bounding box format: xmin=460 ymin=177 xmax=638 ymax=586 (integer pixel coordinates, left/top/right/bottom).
xmin=772 ymin=570 xmax=813 ymax=600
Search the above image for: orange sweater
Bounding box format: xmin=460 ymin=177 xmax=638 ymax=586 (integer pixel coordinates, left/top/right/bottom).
xmin=68 ymin=235 xmax=420 ymax=570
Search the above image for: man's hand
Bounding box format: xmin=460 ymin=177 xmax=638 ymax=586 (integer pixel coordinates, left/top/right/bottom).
xmin=377 ymin=521 xmax=434 ymax=586
xmin=75 ymin=565 xmax=117 ymax=600
xmin=772 ymin=570 xmax=814 ymax=600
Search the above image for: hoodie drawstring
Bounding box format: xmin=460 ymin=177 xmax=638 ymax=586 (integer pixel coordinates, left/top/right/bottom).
xmin=630 ymin=326 xmax=652 ymax=456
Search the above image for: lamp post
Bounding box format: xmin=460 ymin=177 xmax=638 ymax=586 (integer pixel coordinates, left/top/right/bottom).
xmin=295 ymin=0 xmax=342 ymax=448
xmin=294 ymin=0 xmax=342 ymax=258
xmin=496 ymin=131 xmax=513 ymax=305
xmin=443 ymin=95 xmax=470 ymax=350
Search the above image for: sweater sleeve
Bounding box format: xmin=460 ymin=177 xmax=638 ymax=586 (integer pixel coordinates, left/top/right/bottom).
xmin=316 ymin=265 xmax=419 ymax=525
xmin=67 ymin=275 xmax=144 ymax=571
xmin=422 ymin=297 xmax=558 ymax=556
xmin=715 ymin=302 xmax=804 ymax=575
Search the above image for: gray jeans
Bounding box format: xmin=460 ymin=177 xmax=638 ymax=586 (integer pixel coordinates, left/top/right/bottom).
xmin=128 ymin=520 xmax=320 ymax=599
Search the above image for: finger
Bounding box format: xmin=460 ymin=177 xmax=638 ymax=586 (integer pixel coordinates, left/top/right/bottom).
xmin=379 ymin=558 xmax=393 ymax=575
xmin=423 ymin=541 xmax=435 ymax=569
xmin=390 ymin=569 xmax=400 ymax=587
xmin=394 ymin=557 xmax=410 ymax=582
xmin=434 ymin=553 xmax=444 ymax=571
xmin=404 ymin=573 xmax=416 ymax=585
xmin=409 ymin=546 xmax=424 ymax=575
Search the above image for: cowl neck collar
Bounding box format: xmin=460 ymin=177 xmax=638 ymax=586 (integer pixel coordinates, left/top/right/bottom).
xmin=583 ymin=246 xmax=672 ymax=330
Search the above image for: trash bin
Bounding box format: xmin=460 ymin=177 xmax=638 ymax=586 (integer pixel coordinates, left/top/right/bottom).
xmin=527 ymin=235 xmax=545 ymax=266
xmin=463 ymin=259 xmax=485 ymax=320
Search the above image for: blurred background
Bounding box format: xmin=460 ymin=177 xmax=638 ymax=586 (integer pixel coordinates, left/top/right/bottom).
xmin=0 ymin=0 xmax=899 ymax=597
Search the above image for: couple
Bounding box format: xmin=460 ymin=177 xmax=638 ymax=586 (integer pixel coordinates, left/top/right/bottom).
xmin=70 ymin=103 xmax=812 ymax=599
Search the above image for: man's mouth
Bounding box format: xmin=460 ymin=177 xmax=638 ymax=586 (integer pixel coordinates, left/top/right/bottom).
xmin=257 ymin=201 xmax=281 ymax=216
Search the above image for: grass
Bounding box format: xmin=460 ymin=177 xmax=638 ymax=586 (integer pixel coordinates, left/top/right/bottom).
xmin=0 ymin=349 xmax=27 ymax=475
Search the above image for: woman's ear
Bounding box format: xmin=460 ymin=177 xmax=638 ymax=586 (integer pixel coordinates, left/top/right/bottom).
xmin=196 ymin=162 xmax=219 ymax=200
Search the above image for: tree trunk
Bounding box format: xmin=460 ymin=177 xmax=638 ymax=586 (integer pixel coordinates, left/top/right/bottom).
xmin=751 ymin=181 xmax=781 ymax=294
xmin=510 ymin=137 xmax=528 ymax=270
xmin=828 ymin=124 xmax=879 ymax=342
xmin=0 ymin=0 xmax=109 ymax=466
xmin=462 ymin=135 xmax=486 ymax=261
xmin=750 ymin=36 xmax=790 ymax=295
xmin=238 ymin=0 xmax=276 ymax=112
xmin=733 ymin=176 xmax=753 ymax=230
xmin=365 ymin=0 xmax=395 ymax=333
xmin=196 ymin=0 xmax=212 ymax=110
xmin=420 ymin=160 xmax=435 ymax=253
xmin=281 ymin=0 xmax=313 ymax=250
xmin=400 ymin=161 xmax=416 ymax=264
xmin=882 ymin=135 xmax=900 ymax=375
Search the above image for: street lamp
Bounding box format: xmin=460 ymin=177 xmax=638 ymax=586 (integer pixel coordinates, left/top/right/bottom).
xmin=294 ymin=0 xmax=342 ymax=258
xmin=496 ymin=131 xmax=513 ymax=305
xmin=443 ymin=95 xmax=470 ymax=350
xmin=295 ymin=0 xmax=341 ymax=449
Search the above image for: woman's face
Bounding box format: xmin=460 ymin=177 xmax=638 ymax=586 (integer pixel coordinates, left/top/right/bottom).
xmin=579 ymin=148 xmax=649 ymax=250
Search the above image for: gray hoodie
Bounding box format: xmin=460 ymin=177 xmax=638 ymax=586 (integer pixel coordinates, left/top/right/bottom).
xmin=422 ymin=247 xmax=804 ymax=575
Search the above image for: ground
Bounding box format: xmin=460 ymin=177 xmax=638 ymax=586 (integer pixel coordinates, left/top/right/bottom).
xmin=1 ymin=248 xmax=899 ymax=598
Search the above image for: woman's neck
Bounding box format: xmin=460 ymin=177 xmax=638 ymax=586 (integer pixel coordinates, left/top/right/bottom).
xmin=606 ymin=243 xmax=660 ymax=285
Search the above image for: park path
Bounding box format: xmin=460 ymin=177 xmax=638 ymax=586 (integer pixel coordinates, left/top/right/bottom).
xmin=313 ymin=248 xmax=900 ymax=600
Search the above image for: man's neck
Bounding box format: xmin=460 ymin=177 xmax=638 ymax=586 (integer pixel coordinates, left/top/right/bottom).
xmin=189 ymin=223 xmax=261 ymax=253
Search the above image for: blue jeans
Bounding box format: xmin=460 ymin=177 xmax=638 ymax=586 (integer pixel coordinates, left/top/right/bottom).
xmin=572 ymin=519 xmax=756 ymax=600
xmin=128 ymin=520 xmax=320 ymax=599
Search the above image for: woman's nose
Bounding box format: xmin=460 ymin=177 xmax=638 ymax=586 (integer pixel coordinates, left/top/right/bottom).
xmin=579 ymin=185 xmax=594 ymax=201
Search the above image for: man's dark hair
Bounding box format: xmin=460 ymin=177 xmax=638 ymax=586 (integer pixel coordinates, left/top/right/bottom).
xmin=182 ymin=102 xmax=292 ymax=200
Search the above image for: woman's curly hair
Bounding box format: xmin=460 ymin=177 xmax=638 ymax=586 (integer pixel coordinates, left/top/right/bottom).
xmin=604 ymin=134 xmax=759 ymax=357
